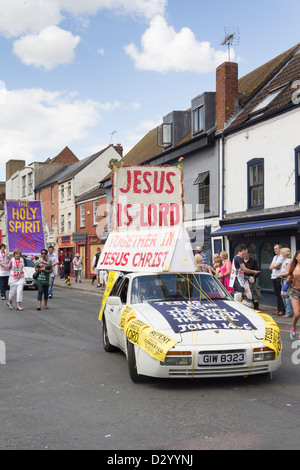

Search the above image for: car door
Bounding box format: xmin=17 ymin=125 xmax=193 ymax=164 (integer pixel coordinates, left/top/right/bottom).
xmin=106 ymin=276 xmax=130 ymax=350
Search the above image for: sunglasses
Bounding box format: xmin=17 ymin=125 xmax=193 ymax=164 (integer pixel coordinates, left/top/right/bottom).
xmin=41 ymin=252 xmax=47 ymax=255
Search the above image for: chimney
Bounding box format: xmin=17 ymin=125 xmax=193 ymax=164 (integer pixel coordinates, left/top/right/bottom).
xmin=113 ymin=144 xmax=123 ymax=158
xmin=216 ymin=62 xmax=238 ymax=131
xmin=6 ymin=160 xmax=26 ymax=181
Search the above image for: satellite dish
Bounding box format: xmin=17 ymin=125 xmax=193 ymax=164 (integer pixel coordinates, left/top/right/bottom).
xmin=221 ymin=27 xmax=240 ymax=61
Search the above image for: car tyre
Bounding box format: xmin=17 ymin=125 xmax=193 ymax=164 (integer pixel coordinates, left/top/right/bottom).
xmin=127 ymin=341 xmax=146 ymax=383
xmin=102 ymin=316 xmax=118 ymax=352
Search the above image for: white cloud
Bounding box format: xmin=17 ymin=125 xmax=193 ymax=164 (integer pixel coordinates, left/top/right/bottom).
xmin=0 ymin=0 xmax=167 ymax=39
xmin=13 ymin=26 xmax=81 ymax=70
xmin=58 ymin=0 xmax=167 ymax=21
xmin=0 ymin=87 xmax=117 ymax=167
xmin=125 ymin=15 xmax=231 ymax=73
xmin=0 ymin=0 xmax=62 ymax=38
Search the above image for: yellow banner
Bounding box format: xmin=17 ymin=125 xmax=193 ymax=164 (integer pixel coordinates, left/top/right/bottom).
xmin=119 ymin=305 xmax=136 ymax=330
xmin=257 ymin=312 xmax=282 ymax=359
xmin=139 ymin=328 xmax=178 ymax=362
xmin=98 ymin=271 xmax=120 ymax=321
xmin=125 ymin=319 xmax=150 ymax=345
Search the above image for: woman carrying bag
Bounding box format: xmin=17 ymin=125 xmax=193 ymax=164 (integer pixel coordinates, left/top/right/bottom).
xmin=35 ymin=249 xmax=53 ymax=311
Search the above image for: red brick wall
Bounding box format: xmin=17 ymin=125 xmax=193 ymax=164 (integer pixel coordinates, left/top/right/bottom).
xmin=36 ymin=183 xmax=59 ymax=231
xmin=216 ymin=62 xmax=238 ymax=131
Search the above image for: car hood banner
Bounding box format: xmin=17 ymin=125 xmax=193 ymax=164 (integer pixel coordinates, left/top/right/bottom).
xmin=148 ymin=300 xmax=258 ymax=334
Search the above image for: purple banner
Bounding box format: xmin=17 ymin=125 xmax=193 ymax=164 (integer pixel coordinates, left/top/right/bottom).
xmin=6 ymin=200 xmax=45 ymax=255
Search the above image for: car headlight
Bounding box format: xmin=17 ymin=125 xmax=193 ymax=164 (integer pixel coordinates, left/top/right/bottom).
xmin=253 ymin=347 xmax=275 ymax=362
xmin=161 ymin=351 xmax=192 ymax=366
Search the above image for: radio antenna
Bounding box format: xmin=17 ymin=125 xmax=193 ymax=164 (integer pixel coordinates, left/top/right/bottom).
xmin=221 ymin=27 xmax=240 ymax=62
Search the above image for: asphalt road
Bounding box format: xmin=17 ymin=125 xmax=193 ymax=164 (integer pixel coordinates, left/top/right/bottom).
xmin=0 ymin=287 xmax=299 ymax=451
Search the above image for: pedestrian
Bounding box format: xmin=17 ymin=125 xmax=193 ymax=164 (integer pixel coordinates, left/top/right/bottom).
xmin=196 ymin=246 xmax=208 ymax=265
xmin=217 ymin=251 xmax=234 ymax=294
xmin=35 ymin=249 xmax=53 ymax=310
xmin=277 ymin=247 xmax=293 ymax=318
xmin=92 ymin=247 xmax=101 ymax=287
xmin=73 ymin=253 xmax=83 ymax=283
xmin=7 ymin=249 xmax=25 ymax=311
xmin=243 ymin=249 xmax=261 ymax=310
xmin=0 ymin=243 xmax=9 ymax=300
xmin=269 ymin=244 xmax=285 ymax=316
xmin=286 ymin=250 xmax=300 ymax=339
xmin=58 ymin=250 xmax=64 ymax=279
xmin=62 ymin=252 xmax=72 ymax=282
xmin=229 ymin=245 xmax=259 ymax=304
xmin=194 ymin=254 xmax=211 ymax=272
xmin=47 ymin=246 xmax=59 ymax=299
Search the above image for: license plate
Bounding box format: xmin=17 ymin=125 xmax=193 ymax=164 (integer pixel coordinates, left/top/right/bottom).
xmin=199 ymin=352 xmax=246 ymax=366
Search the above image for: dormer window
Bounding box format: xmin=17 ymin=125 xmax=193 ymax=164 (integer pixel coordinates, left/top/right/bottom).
xmin=249 ymin=84 xmax=287 ymax=117
xmin=193 ymin=106 xmax=204 ymax=134
xmin=157 ymin=123 xmax=172 ymax=148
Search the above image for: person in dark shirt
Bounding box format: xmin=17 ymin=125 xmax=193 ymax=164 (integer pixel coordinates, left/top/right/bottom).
xmin=244 ymin=249 xmax=261 ymax=310
xmin=62 ymin=252 xmax=72 ymax=282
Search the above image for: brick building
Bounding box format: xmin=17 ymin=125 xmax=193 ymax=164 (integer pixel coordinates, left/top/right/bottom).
xmin=74 ymin=186 xmax=107 ymax=278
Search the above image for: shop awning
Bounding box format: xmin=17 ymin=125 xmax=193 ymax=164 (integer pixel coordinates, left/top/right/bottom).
xmin=211 ymin=217 xmax=300 ymax=237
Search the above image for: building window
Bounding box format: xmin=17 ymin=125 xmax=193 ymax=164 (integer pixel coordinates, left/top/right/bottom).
xmin=247 ymin=159 xmax=264 ymax=209
xmin=51 ymin=215 xmax=55 ymax=230
xmin=157 ymin=123 xmax=172 ymax=148
xmin=194 ymin=171 xmax=210 ymax=212
xmin=93 ymin=201 xmax=98 ymax=225
xmin=80 ymin=205 xmax=85 ymax=227
xmin=51 ymin=185 xmax=54 ymax=203
xmin=249 ymin=84 xmax=287 ymax=116
xmin=68 ymin=213 xmax=72 ymax=232
xmin=22 ymin=175 xmax=26 ymax=197
xmin=61 ymin=184 xmax=64 ymax=202
xmin=60 ymin=215 xmax=65 ymax=233
xmin=193 ymin=106 xmax=204 ymax=134
xmin=28 ymin=173 xmax=33 ymax=194
xmin=68 ymin=182 xmax=72 ymax=199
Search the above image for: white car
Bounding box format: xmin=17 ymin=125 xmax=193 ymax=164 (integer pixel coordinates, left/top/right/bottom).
xmin=102 ymin=272 xmax=282 ymax=382
xmin=23 ymin=257 xmax=37 ymax=289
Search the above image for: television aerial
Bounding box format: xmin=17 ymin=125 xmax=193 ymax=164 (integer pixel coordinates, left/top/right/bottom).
xmin=221 ymin=27 xmax=240 ymax=62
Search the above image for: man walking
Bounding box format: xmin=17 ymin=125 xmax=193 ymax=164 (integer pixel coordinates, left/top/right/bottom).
xmin=270 ymin=244 xmax=285 ymax=316
xmin=62 ymin=252 xmax=72 ymax=282
xmin=47 ymin=246 xmax=59 ymax=299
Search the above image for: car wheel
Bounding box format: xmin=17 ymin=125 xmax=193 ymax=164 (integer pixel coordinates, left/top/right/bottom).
xmin=127 ymin=341 xmax=146 ymax=383
xmin=102 ymin=315 xmax=118 ymax=352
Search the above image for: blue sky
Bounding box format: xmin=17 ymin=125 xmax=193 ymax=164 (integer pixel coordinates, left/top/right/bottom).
xmin=1 ymin=0 xmax=300 ymax=181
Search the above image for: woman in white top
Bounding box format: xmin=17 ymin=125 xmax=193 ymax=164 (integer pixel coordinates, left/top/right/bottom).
xmin=8 ymin=249 xmax=25 ymax=311
xmin=0 ymin=243 xmax=9 ymax=300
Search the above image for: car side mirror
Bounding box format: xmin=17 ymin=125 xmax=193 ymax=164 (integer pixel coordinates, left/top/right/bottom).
xmin=106 ymin=296 xmax=122 ymax=307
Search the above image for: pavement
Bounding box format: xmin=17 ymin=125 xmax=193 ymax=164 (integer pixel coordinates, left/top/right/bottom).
xmin=54 ymin=276 xmax=294 ymax=330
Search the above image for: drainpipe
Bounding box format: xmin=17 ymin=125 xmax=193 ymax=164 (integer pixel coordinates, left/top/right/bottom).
xmin=221 ymin=132 xmax=225 ymax=219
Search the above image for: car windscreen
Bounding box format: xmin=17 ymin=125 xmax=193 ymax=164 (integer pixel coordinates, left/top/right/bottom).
xmin=130 ymin=273 xmax=232 ymax=304
xmin=24 ymin=258 xmax=35 ymax=268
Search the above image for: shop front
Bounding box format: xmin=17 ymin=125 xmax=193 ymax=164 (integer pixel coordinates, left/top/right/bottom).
xmin=58 ymin=234 xmax=75 ymax=275
xmin=211 ymin=215 xmax=300 ymax=302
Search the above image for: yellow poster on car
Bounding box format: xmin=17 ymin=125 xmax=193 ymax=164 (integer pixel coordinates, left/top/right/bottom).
xmin=98 ymin=271 xmax=120 ymax=321
xmin=125 ymin=319 xmax=150 ymax=345
xmin=257 ymin=312 xmax=282 ymax=359
xmin=119 ymin=305 xmax=136 ymax=330
xmin=139 ymin=328 xmax=178 ymax=362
